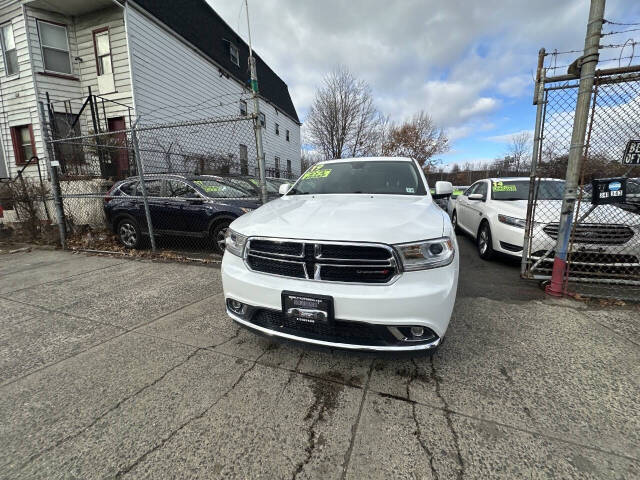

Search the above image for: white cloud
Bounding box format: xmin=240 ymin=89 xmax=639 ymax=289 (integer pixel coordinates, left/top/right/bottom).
xmin=486 ymin=129 xmax=535 ymax=143
xmin=209 ymin=0 xmax=640 ymax=149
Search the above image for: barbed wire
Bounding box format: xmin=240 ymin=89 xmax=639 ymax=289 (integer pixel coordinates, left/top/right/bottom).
xmin=603 ymin=19 xmax=640 ymax=26
xmin=602 ymin=27 xmax=640 ymax=36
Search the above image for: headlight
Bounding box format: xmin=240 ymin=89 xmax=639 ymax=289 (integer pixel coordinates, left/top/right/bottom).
xmin=239 ymin=207 xmax=254 ymax=214
xmin=225 ymin=229 xmax=247 ymax=257
xmin=393 ymin=237 xmax=455 ymax=271
xmin=498 ymin=214 xmax=526 ymax=228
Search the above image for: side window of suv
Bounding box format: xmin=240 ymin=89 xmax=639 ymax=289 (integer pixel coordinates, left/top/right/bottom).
xmin=135 ymin=179 xmax=162 ymax=197
xmin=167 ymin=180 xmax=199 ymax=198
xmin=118 ymin=181 xmax=137 ymax=196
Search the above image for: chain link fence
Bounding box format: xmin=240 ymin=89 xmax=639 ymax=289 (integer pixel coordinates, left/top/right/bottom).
xmin=42 ymin=112 xmax=294 ymax=259
xmin=523 ymin=67 xmax=640 ymax=300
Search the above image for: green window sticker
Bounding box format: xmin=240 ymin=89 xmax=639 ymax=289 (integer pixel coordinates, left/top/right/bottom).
xmin=194 ymin=180 xmax=221 ymax=192
xmin=302 ymin=168 xmax=332 ymax=180
xmin=492 ymin=181 xmax=517 ymax=192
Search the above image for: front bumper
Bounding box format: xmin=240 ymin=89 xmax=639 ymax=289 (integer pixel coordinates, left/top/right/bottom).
xmin=221 ymin=251 xmax=458 ymax=351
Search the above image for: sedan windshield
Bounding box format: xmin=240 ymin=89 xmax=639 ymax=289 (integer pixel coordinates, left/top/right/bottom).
xmin=192 ymin=179 xmax=254 ymax=198
xmin=288 ymin=161 xmax=426 ymax=196
xmin=491 ymin=180 xmax=565 ymax=200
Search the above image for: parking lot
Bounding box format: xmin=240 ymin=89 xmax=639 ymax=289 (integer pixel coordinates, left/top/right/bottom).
xmin=1 ymin=236 xmax=638 ymax=479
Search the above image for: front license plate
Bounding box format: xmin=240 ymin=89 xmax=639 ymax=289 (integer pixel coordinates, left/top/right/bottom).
xmin=282 ymin=291 xmax=334 ymax=326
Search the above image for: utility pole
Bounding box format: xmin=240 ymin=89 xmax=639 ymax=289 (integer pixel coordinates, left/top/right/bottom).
xmin=245 ymin=0 xmax=268 ymax=205
xmin=546 ymin=0 xmax=605 ymax=296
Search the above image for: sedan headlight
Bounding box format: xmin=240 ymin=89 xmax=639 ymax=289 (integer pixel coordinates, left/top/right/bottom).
xmin=225 ymin=229 xmax=248 ymax=257
xmin=394 ymin=237 xmax=455 ymax=271
xmin=498 ymin=214 xmax=526 ymax=228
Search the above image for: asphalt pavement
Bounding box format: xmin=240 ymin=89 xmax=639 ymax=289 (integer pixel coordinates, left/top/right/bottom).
xmin=0 ymin=239 xmax=638 ymax=479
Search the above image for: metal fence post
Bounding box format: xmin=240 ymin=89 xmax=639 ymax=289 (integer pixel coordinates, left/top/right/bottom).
xmin=39 ymin=101 xmax=66 ymax=247
xmin=546 ymin=0 xmax=605 ymax=297
xmin=131 ymin=121 xmax=156 ymax=252
xmin=522 ymin=49 xmax=546 ymax=278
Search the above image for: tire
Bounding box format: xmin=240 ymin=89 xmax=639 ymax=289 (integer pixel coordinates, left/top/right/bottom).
xmin=117 ymin=218 xmax=141 ymax=249
xmin=451 ymin=210 xmax=460 ymax=234
xmin=211 ymin=219 xmax=232 ymax=254
xmin=477 ymin=221 xmax=494 ymax=260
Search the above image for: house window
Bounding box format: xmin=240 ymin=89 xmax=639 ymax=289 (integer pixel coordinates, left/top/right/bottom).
xmin=240 ymin=100 xmax=247 ymax=116
xmin=274 ymin=156 xmax=280 ymax=178
xmin=275 ymin=123 xmax=279 ymax=135
xmin=259 ymin=112 xmax=265 ymax=128
xmin=10 ymin=125 xmax=36 ymax=165
xmin=239 ymin=144 xmax=248 ymax=175
xmin=1 ymin=23 xmax=18 ymax=76
xmin=230 ymin=43 xmax=239 ymax=67
xmin=286 ymin=130 xmax=290 ymax=142
xmin=93 ymin=28 xmax=112 ymax=76
xmin=37 ymin=20 xmax=72 ymax=74
xmin=286 ymin=159 xmax=292 ymax=177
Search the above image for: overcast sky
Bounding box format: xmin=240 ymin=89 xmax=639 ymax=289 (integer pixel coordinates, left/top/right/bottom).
xmin=209 ymin=0 xmax=640 ymax=166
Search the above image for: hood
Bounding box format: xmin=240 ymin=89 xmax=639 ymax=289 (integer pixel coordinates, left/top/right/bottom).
xmin=230 ymin=194 xmax=446 ymax=244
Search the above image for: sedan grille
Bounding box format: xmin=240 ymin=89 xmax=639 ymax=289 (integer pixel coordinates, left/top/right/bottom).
xmin=543 ymin=223 xmax=634 ymax=245
xmin=245 ymin=239 xmax=398 ymax=284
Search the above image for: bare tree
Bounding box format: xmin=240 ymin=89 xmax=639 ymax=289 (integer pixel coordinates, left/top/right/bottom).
xmin=306 ymin=67 xmax=385 ymax=159
xmin=506 ymin=131 xmax=532 ymax=174
xmin=381 ymin=111 xmax=449 ymax=171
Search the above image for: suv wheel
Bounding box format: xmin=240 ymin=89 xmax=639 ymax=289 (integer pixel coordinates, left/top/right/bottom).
xmin=211 ymin=219 xmax=232 ymax=254
xmin=451 ymin=210 xmax=460 ymax=234
xmin=477 ymin=222 xmax=494 ymax=260
xmin=117 ymin=218 xmax=141 ymax=249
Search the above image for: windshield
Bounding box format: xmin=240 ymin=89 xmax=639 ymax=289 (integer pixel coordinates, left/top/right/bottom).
xmin=288 ymin=161 xmax=426 ymax=196
xmin=491 ymin=180 xmax=565 ymax=200
xmin=192 ymin=179 xmax=254 ymax=198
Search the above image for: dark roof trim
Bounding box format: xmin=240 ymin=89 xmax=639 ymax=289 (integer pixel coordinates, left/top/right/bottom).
xmin=129 ymin=0 xmax=299 ymax=124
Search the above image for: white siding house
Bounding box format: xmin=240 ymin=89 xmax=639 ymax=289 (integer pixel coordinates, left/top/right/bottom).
xmin=0 ymin=0 xmax=301 ymax=183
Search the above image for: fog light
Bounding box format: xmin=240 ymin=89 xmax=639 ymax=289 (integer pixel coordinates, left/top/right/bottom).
xmin=410 ymin=326 xmax=424 ymax=337
xmin=228 ymin=299 xmax=246 ymax=315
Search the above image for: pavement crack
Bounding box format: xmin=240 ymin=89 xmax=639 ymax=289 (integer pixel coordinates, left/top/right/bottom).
xmin=429 ymin=356 xmax=465 ymax=480
xmin=114 ymin=356 xmax=258 ymax=478
xmin=340 ymin=360 xmax=374 ymax=480
xmin=409 ymin=359 xmax=439 ymax=480
xmin=17 ymin=346 xmax=202 ymax=472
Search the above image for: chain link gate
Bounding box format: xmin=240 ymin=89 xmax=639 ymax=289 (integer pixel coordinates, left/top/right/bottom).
xmin=43 ymin=112 xmax=288 ymax=259
xmin=522 ymin=65 xmax=640 ymax=300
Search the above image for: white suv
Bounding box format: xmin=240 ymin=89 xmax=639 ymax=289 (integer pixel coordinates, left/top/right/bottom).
xmin=221 ymin=157 xmax=459 ymax=352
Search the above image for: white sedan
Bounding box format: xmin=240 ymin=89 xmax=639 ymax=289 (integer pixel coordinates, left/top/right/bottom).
xmin=452 ymin=177 xmax=640 ymax=264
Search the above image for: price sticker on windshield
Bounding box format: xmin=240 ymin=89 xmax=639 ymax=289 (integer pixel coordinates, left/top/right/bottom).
xmin=302 ymin=168 xmax=332 ymax=180
xmin=492 ymin=181 xmax=517 ymax=192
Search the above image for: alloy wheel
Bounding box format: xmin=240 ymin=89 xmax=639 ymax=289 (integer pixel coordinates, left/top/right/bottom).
xmin=216 ymin=227 xmax=228 ymax=252
xmin=119 ymin=223 xmax=137 ymax=247
xmin=479 ymin=228 xmax=488 ymax=254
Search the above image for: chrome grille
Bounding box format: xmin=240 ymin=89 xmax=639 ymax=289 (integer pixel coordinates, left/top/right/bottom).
xmin=543 ymin=223 xmax=634 ymax=245
xmin=245 ymin=238 xmax=398 ymax=284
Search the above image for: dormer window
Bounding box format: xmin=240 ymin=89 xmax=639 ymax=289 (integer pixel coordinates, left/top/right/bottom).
xmin=230 ymin=43 xmax=239 ymax=67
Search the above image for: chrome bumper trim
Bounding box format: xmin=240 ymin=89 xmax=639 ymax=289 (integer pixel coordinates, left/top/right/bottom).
xmin=226 ymin=309 xmax=441 ymax=352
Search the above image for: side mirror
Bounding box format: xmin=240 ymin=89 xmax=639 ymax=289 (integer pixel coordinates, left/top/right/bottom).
xmin=432 ymin=181 xmax=453 ymax=199
xmin=279 ymin=183 xmax=291 ymax=195
xmin=468 ymin=193 xmax=484 ymax=201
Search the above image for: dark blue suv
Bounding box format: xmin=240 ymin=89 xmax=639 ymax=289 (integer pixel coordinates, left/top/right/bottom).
xmin=104 ymin=174 xmax=261 ymax=253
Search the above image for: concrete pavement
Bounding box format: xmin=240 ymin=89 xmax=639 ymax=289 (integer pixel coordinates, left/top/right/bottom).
xmin=0 ymin=240 xmax=638 ymax=479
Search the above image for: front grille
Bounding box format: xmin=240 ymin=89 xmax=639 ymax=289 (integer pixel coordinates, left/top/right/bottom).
xmin=543 ymin=223 xmax=634 ymax=245
xmin=250 ymin=309 xmax=398 ymax=346
xmin=245 ymin=238 xmax=398 ymax=283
